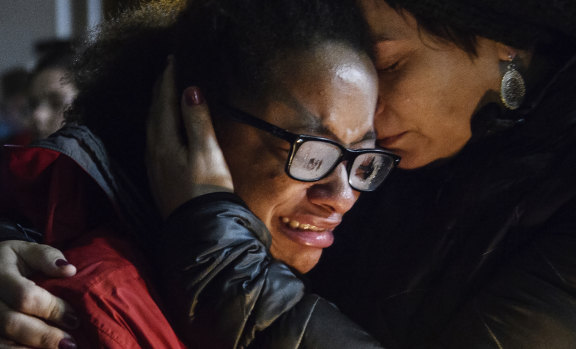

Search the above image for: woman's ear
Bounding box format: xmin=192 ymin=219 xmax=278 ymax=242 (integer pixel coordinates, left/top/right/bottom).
xmin=495 ymin=42 xmax=518 ymax=61
xmin=495 ymin=42 xmax=532 ymax=66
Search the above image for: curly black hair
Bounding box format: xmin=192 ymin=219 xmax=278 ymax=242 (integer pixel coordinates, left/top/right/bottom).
xmin=67 ymin=0 xmax=372 ymax=187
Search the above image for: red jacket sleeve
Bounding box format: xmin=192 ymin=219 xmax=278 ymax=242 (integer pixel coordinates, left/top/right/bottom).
xmin=38 ymin=230 xmax=186 ymax=349
xmin=2 ymin=145 xmax=185 ymax=348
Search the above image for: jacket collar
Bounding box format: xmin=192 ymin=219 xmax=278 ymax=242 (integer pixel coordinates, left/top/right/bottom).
xmin=32 ymin=124 xmax=161 ymax=242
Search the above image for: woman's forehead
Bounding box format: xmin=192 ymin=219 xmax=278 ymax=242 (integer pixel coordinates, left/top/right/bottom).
xmin=238 ymin=42 xmax=377 ymax=145
xmin=262 ymin=96 xmax=376 ymax=147
xmin=359 ymin=0 xmax=416 ymax=41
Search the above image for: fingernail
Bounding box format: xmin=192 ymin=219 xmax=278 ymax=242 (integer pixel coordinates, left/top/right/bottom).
xmin=59 ymin=338 xmax=78 ymax=349
xmin=184 ymin=87 xmax=205 ymax=106
xmin=55 ymin=259 xmax=71 ymax=267
xmin=62 ymin=311 xmax=80 ymax=329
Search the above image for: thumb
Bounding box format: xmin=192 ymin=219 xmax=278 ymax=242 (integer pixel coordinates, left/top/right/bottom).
xmin=181 ymin=86 xmax=215 ymax=141
xmin=16 ymin=242 xmax=77 ymax=278
xmin=147 ymin=57 xmax=181 ymax=153
xmin=180 ymin=87 xmax=233 ymax=190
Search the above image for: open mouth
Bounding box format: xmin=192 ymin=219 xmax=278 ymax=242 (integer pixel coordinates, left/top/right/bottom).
xmin=277 ymin=216 xmax=336 ymax=249
xmin=281 ymin=217 xmax=325 ymax=232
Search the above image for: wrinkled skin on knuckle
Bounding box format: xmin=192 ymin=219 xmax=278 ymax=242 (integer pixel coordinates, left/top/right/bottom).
xmin=11 ymin=281 xmax=39 ymax=315
xmin=39 ymin=330 xmax=61 ymax=349
xmin=16 ymin=284 xmax=62 ymax=322
xmin=0 ymin=306 xmax=63 ymax=349
xmin=45 ymin=297 xmax=63 ymax=322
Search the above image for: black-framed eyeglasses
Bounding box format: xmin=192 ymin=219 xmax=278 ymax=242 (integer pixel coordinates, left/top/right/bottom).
xmin=216 ymin=104 xmax=401 ymax=192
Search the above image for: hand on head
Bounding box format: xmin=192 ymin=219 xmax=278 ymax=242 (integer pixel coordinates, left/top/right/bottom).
xmin=0 ymin=240 xmax=78 ymax=349
xmin=146 ymin=58 xmax=234 ymax=219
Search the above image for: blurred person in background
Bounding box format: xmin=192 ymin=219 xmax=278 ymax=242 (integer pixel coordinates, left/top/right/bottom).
xmin=28 ymin=40 xmax=78 ymax=139
xmin=0 ymin=68 xmax=33 ymax=145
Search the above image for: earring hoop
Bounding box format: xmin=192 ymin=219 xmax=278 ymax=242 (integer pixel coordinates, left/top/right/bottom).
xmin=500 ymin=53 xmax=526 ymax=110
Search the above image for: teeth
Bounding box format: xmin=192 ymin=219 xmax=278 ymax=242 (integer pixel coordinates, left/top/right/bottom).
xmin=281 ymin=217 xmax=323 ymax=232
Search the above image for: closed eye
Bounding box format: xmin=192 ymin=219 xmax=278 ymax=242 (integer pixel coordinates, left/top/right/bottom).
xmin=377 ymin=61 xmax=400 ymax=73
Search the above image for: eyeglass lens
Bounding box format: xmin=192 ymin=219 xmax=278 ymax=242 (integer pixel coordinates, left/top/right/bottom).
xmin=349 ymin=153 xmax=394 ymax=191
xmin=289 ymin=141 xmax=342 ymax=180
xmin=288 ymin=140 xmax=395 ymax=191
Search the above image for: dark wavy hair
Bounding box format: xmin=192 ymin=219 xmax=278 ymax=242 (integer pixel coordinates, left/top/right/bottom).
xmin=67 ymin=0 xmax=373 ymax=188
xmin=385 ymin=0 xmax=576 ymax=57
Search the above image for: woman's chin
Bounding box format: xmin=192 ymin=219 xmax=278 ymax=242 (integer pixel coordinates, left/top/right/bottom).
xmin=274 ymin=248 xmax=323 ymax=274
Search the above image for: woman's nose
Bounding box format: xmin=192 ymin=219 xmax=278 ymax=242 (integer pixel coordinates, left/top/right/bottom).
xmin=375 ymin=94 xmax=385 ymax=118
xmin=307 ymin=163 xmax=358 ymax=214
xmin=373 ymin=95 xmax=388 ymax=135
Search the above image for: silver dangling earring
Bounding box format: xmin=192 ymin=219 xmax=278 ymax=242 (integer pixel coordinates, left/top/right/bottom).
xmin=500 ymin=53 xmax=526 ymax=110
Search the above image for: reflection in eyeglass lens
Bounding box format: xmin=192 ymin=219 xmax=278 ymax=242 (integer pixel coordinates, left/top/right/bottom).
xmin=291 ymin=141 xmax=341 ymax=179
xmin=305 ymin=158 xmax=324 ymax=171
xmin=353 ymin=155 xmax=384 ymax=186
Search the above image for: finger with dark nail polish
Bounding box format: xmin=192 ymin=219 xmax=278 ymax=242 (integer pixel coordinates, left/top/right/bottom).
xmin=59 ymin=338 xmax=78 ymax=349
xmin=55 ymin=259 xmax=71 ymax=267
xmin=184 ymin=87 xmax=205 ymax=106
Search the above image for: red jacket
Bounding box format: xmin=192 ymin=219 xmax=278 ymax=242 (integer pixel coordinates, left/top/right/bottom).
xmin=1 ymin=137 xmax=186 ymax=348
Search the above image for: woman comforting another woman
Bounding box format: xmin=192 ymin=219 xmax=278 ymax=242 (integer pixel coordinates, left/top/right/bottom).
xmin=3 ymin=0 xmax=576 ymax=347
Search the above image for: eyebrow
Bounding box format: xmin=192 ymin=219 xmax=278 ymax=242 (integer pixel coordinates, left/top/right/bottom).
xmin=288 ymin=114 xmax=331 ymax=135
xmin=272 ymin=84 xmax=377 ymax=146
xmin=291 ymin=116 xmax=376 ymax=147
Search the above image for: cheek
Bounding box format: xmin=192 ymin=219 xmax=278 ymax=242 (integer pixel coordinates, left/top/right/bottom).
xmin=242 ymin=173 xmax=305 ymax=223
xmin=379 ymin=61 xmax=477 ymax=125
xmin=376 ymin=67 xmax=475 ymax=167
xmin=228 ymin=144 xmax=299 ymax=222
xmin=376 ymin=71 xmax=433 ymax=131
xmin=235 ymin=166 xmax=284 ymax=204
xmin=48 ymin=113 xmax=64 ymax=127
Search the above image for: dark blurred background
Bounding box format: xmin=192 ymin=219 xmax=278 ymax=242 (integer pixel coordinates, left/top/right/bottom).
xmin=1 ymin=0 xmax=141 ymax=92
xmin=0 ymin=0 xmax=142 ymax=143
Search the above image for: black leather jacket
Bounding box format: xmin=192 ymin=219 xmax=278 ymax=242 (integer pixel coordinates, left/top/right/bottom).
xmin=155 ymin=193 xmax=383 ymax=348
xmin=310 ymin=54 xmax=576 ymax=348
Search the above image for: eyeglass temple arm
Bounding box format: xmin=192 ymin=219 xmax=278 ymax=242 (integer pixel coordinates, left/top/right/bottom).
xmin=217 ymin=104 xmax=299 ymax=143
xmin=218 ymin=104 xmax=401 ymax=165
